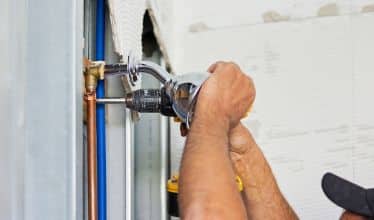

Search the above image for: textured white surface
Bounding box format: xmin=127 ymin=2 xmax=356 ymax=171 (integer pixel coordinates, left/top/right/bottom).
xmin=150 ymin=1 xmax=374 ymax=219
xmin=150 ymin=0 xmax=374 ymax=71
xmin=108 ymin=0 xmax=146 ymax=60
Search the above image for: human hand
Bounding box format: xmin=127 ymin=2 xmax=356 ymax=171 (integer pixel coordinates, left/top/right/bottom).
xmin=229 ymin=123 xmax=252 ymax=159
xmin=180 ymin=121 xmax=254 ymax=164
xmin=228 ymin=122 xmax=260 ymax=175
xmin=193 ymin=61 xmax=255 ymax=129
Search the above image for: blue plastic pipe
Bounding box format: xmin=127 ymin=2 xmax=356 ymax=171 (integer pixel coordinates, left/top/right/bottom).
xmin=96 ymin=0 xmax=107 ymax=219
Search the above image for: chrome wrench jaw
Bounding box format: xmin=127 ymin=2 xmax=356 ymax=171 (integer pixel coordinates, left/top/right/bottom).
xmin=165 ymin=72 xmax=209 ymax=128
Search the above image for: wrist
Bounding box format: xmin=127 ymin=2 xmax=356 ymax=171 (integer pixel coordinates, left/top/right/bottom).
xmin=192 ymin=96 xmax=230 ymax=135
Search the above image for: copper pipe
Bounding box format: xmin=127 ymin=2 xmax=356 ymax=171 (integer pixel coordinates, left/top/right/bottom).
xmin=85 ymin=92 xmax=98 ymax=220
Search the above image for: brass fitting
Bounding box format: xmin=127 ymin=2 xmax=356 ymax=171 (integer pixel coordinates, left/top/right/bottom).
xmin=84 ymin=58 xmax=105 ymax=92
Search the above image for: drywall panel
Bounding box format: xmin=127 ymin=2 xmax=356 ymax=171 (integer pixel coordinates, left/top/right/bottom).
xmin=169 ymin=14 xmax=374 ymax=219
xmin=351 ymin=14 xmax=374 ymax=187
xmin=175 ymin=0 xmax=347 ymax=28
xmin=150 ymin=0 xmax=374 ymax=71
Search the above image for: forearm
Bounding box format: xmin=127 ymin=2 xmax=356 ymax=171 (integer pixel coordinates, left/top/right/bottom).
xmin=230 ymin=125 xmax=298 ymax=220
xmin=179 ymin=114 xmax=247 ymax=219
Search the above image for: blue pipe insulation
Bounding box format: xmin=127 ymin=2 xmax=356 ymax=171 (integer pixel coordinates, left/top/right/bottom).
xmin=96 ymin=0 xmax=107 ymax=220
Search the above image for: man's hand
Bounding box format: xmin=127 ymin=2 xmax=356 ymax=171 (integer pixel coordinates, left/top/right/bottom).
xmin=194 ymin=61 xmax=255 ymax=130
xmin=178 ymin=61 xmax=252 ymax=220
xmin=229 ymin=122 xmax=299 ymax=220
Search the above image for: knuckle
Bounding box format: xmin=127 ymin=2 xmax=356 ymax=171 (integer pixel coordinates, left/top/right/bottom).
xmin=226 ymin=62 xmax=240 ymax=71
xmin=208 ymin=61 xmax=226 ymax=73
xmin=214 ymin=61 xmax=225 ymax=69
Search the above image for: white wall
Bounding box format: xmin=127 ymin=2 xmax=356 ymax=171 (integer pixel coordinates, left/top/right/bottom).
xmin=150 ymin=1 xmax=374 ymax=219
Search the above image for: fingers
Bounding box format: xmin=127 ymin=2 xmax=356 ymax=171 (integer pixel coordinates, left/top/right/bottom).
xmin=207 ymin=61 xmax=223 ymax=73
xmin=201 ymin=61 xmax=255 ymax=127
xmin=207 ymin=61 xmax=241 ymax=73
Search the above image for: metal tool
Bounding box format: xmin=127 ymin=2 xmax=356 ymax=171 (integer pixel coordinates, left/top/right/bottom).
xmin=96 ymin=88 xmax=176 ymax=117
xmin=102 ymin=55 xmax=209 ymax=127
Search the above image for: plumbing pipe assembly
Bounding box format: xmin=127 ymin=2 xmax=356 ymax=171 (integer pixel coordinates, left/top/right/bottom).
xmin=83 ymin=57 xmax=257 ymax=219
xmin=84 ymin=58 xmax=104 ymax=220
xmin=84 ymin=54 xmax=208 ymax=220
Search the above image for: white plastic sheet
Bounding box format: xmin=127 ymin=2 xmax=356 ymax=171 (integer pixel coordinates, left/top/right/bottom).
xmin=107 ymin=0 xmax=146 ymax=60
